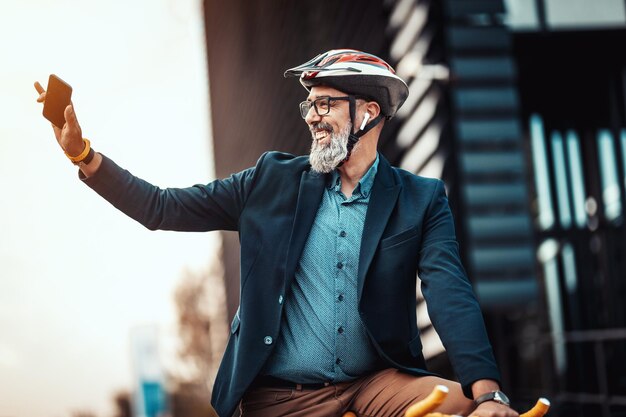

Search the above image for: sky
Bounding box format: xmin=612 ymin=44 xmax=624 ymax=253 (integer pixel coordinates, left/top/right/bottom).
xmin=0 ymin=0 xmax=217 ymax=416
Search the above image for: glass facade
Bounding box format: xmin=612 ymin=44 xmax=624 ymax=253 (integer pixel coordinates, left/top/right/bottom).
xmin=597 ymin=130 xmax=623 ymax=222
xmin=505 ymin=0 xmax=626 ymax=31
xmin=515 ymin=19 xmax=626 ymax=415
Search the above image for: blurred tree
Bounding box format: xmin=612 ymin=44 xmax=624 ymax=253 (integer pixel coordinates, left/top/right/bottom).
xmin=170 ymin=381 xmax=218 ymax=417
xmin=71 ymin=412 xmax=96 ymax=417
xmin=111 ymin=390 xmax=132 ymax=417
xmin=170 ymin=240 xmax=228 ymax=417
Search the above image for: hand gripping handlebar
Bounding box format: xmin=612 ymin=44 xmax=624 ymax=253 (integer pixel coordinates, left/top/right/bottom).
xmin=341 ymin=385 xmax=550 ymax=417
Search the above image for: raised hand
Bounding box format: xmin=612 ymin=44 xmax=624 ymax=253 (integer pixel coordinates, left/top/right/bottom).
xmin=34 ymin=81 xmax=84 ymax=156
xmin=34 ymin=81 xmax=102 ymax=175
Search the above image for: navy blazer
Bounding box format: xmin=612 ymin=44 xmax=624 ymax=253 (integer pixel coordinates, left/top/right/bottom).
xmin=84 ymin=151 xmax=500 ymax=417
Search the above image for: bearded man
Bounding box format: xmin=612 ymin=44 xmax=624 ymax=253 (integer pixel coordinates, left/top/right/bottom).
xmin=35 ymin=50 xmax=517 ymax=417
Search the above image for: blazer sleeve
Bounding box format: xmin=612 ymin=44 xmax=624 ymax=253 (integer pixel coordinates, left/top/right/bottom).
xmin=417 ymin=179 xmax=501 ymax=397
xmin=80 ymin=153 xmax=261 ymax=232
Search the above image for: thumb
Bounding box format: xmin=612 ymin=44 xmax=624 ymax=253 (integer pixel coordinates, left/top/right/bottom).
xmin=64 ymin=104 xmax=77 ymax=126
xmin=63 ymin=104 xmax=83 ymax=142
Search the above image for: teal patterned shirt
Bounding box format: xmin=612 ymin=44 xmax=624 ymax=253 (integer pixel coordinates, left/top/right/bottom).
xmin=262 ymin=154 xmax=381 ymax=382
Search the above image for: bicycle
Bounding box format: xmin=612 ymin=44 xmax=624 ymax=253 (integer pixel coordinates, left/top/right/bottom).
xmin=342 ymin=385 xmax=550 ymax=417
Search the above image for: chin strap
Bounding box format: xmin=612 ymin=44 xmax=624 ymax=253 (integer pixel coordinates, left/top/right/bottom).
xmin=338 ymin=96 xmax=383 ymax=166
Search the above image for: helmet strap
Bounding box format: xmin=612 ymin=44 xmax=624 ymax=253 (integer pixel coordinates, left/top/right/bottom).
xmin=338 ymin=96 xmax=383 ymax=165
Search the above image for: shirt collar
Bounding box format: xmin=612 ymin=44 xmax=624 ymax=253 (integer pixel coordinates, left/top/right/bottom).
xmin=328 ymin=153 xmax=380 ymax=198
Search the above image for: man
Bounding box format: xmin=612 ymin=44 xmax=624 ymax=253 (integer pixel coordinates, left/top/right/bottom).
xmin=36 ymin=49 xmax=518 ymax=417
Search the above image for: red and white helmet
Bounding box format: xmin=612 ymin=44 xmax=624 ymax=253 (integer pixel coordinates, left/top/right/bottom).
xmin=284 ymin=49 xmax=409 ymax=118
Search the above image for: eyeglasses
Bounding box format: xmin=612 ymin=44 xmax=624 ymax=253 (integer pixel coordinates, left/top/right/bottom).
xmin=299 ymin=96 xmax=351 ymax=119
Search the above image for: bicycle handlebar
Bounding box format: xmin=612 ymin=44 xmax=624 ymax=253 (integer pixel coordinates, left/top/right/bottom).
xmin=518 ymin=398 xmax=550 ymax=417
xmin=406 ymin=385 xmax=450 ymax=417
xmin=341 ymin=385 xmax=550 ymax=417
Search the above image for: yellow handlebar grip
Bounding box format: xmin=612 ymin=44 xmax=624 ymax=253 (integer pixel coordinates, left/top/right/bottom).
xmin=424 ymin=413 xmax=462 ymax=417
xmin=520 ymin=398 xmax=550 ymax=417
xmin=405 ymin=385 xmax=450 ymax=417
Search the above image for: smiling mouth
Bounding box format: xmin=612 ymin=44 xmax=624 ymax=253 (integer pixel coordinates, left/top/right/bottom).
xmin=314 ymin=130 xmax=331 ymax=141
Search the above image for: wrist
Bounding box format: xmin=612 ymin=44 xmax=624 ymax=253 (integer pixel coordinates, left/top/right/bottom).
xmin=474 ymin=390 xmax=511 ymax=408
xmin=65 ymin=138 xmax=92 ymax=164
xmin=472 ymin=379 xmax=501 ymax=399
xmin=471 ymin=379 xmax=511 ymax=407
xmin=79 ymin=151 xmax=103 ymax=178
xmin=65 ymin=139 xmax=86 ymax=158
xmin=76 ymin=147 xmax=95 ymax=167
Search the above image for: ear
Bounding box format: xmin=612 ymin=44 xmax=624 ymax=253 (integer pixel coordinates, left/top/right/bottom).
xmin=365 ymin=101 xmax=381 ymax=119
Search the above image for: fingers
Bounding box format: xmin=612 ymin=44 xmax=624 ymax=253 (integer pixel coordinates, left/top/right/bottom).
xmin=34 ymin=81 xmax=44 ymax=94
xmin=34 ymin=81 xmax=46 ymax=102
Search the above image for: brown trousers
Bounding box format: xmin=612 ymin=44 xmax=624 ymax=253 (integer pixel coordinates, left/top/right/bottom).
xmin=239 ymin=368 xmax=474 ymax=417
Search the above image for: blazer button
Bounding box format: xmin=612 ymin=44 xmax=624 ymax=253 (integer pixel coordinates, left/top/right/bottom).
xmin=264 ymin=336 xmax=273 ymax=345
xmin=278 ymin=295 xmax=284 ymax=305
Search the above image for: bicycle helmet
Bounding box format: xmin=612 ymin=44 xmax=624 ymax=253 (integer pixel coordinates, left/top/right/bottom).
xmin=285 ymin=49 xmax=409 ymax=161
xmin=285 ymin=49 xmax=408 ymax=118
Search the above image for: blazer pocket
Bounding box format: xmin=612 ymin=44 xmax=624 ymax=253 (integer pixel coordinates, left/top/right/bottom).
xmin=380 ymin=226 xmax=420 ymax=249
xmin=230 ymin=307 xmax=241 ymax=335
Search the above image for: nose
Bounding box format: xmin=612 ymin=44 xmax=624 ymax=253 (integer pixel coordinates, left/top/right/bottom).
xmin=305 ymin=106 xmax=321 ymax=125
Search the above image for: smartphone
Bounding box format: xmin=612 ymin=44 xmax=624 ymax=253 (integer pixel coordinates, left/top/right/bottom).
xmin=42 ymin=74 xmax=72 ymax=128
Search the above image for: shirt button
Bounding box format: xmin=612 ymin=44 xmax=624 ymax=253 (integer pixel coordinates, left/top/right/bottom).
xmin=339 ymin=231 xmax=347 ymax=237
xmin=338 ymin=326 xmax=344 ymax=334
xmin=336 ymin=262 xmax=343 ymax=269
xmin=278 ymin=295 xmax=284 ymax=305
xmin=338 ymin=294 xmax=344 ymax=301
xmin=264 ymin=336 xmax=273 ymax=345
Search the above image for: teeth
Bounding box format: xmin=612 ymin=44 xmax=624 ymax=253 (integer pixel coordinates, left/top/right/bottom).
xmin=315 ymin=131 xmax=329 ymax=140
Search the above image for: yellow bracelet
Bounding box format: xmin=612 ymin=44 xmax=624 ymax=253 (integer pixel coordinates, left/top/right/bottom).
xmin=65 ymin=139 xmax=91 ymax=163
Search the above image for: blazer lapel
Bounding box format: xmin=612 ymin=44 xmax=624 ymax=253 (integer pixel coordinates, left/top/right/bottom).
xmin=284 ymin=169 xmax=326 ymax=290
xmin=358 ymin=156 xmax=401 ymax=301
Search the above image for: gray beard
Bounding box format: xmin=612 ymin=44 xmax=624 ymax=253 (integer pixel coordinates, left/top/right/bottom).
xmin=309 ymin=123 xmax=352 ymax=174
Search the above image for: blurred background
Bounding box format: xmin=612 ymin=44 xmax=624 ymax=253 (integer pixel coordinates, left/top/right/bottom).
xmin=2 ymin=0 xmax=626 ymax=416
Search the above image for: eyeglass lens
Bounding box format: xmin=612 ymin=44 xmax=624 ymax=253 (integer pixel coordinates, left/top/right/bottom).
xmin=299 ymin=97 xmax=331 ymax=118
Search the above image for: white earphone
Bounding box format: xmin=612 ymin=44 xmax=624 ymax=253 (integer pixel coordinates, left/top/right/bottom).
xmin=360 ymin=113 xmax=371 ymax=131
